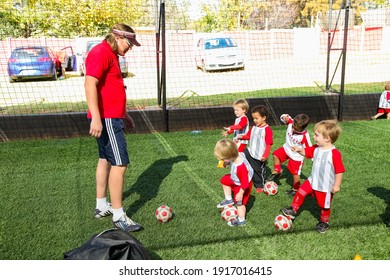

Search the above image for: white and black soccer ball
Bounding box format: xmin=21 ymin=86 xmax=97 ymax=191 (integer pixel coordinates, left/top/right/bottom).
xmin=274 ymin=214 xmax=292 ymax=231
xmin=264 ymin=181 xmax=278 ymax=196
xmin=155 ymin=205 xmax=173 ymax=223
xmin=221 ymin=205 xmax=238 ymax=222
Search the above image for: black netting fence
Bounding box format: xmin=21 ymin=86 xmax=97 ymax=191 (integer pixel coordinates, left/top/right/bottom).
xmin=0 ymin=1 xmax=389 ymax=140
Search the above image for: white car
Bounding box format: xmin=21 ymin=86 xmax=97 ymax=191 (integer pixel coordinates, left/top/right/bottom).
xmin=194 ymin=37 xmax=245 ymax=72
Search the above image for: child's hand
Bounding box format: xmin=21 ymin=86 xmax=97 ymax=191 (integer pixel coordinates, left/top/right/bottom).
xmin=236 ymin=134 xmax=243 ymax=140
xmin=223 ymin=127 xmax=230 ymax=131
xmin=280 ymin=114 xmax=289 ymax=124
xmin=222 ymin=131 xmax=228 ymax=137
xmin=332 ymin=185 xmax=341 ymax=194
xmin=235 ymin=194 xmax=243 ymax=204
xmin=291 ymin=146 xmax=302 ymax=153
xmin=260 ymin=157 xmax=267 ymax=162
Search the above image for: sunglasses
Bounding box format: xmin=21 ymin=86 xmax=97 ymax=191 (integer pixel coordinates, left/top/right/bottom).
xmin=121 ymin=37 xmax=133 ymax=48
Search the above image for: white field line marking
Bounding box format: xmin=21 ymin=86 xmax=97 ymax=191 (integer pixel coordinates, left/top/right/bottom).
xmin=136 ymin=106 xmax=220 ymax=200
xmin=136 ymin=106 xmax=259 ymax=231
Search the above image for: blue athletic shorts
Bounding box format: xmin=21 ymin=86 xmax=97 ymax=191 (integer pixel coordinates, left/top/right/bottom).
xmin=95 ymin=118 xmax=130 ymax=166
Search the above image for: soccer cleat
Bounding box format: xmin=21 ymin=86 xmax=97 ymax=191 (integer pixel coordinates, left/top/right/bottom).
xmin=316 ymin=222 xmax=330 ymax=233
xmin=266 ymin=171 xmax=282 ymax=182
xmin=217 ymin=199 xmax=234 ymax=208
xmin=227 ymin=218 xmax=246 ymax=227
xmin=286 ymin=189 xmax=297 ymax=196
xmin=94 ymin=203 xmax=113 ymax=218
xmin=255 ymin=187 xmax=263 ymax=194
xmin=280 ymin=206 xmax=297 ymax=219
xmin=113 ymin=214 xmax=144 ymax=232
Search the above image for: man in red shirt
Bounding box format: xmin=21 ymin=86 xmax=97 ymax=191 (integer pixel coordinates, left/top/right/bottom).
xmin=85 ymin=24 xmax=143 ymax=232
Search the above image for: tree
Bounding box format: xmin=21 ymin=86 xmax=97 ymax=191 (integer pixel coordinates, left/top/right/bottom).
xmin=245 ymin=0 xmax=300 ymax=29
xmin=0 ymin=0 xmax=146 ymax=38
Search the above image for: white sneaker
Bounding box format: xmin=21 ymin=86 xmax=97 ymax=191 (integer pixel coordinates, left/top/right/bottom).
xmin=113 ymin=214 xmax=144 ymax=232
xmin=94 ymin=203 xmax=113 ymax=218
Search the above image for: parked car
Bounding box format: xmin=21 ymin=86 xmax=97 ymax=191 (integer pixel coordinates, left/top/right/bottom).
xmin=194 ymin=37 xmax=245 ymax=72
xmin=7 ymin=46 xmax=57 ymax=83
xmin=79 ymin=40 xmax=128 ymax=78
xmin=56 ymin=46 xmax=77 ymax=71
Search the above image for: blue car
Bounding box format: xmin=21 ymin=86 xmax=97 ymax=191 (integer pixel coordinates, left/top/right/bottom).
xmin=7 ymin=46 xmax=58 ymax=83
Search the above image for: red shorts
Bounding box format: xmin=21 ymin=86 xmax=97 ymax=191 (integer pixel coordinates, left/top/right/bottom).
xmin=272 ymin=147 xmax=304 ymax=175
xmin=220 ymin=174 xmax=252 ymax=205
xmin=378 ymin=108 xmax=390 ymax=114
xmin=299 ymin=180 xmax=334 ymax=209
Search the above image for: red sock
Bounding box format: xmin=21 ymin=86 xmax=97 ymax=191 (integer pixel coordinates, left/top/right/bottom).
xmin=293 ymin=181 xmax=300 ymax=191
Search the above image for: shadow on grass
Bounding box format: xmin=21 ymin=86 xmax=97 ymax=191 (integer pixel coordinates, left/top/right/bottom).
xmin=295 ymin=195 xmax=320 ymax=221
xmin=268 ymin=164 xmax=309 ymax=193
xmin=123 ymin=155 xmax=188 ymax=216
xmin=367 ymin=186 xmax=390 ymax=227
xmin=246 ymin=195 xmax=256 ymax=214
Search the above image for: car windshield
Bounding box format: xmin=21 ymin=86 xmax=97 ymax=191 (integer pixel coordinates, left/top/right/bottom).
xmin=13 ymin=47 xmax=46 ymax=58
xmin=204 ymin=38 xmax=237 ymax=50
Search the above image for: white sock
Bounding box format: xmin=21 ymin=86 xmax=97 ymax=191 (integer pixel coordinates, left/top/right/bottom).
xmin=238 ymin=216 xmax=245 ymax=222
xmin=112 ymin=207 xmax=125 ymax=221
xmin=225 ymin=196 xmax=232 ymax=201
xmin=96 ymin=197 xmax=108 ymax=209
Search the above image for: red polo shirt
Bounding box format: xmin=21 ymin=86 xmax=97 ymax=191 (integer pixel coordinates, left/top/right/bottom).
xmin=86 ymin=40 xmax=126 ymax=118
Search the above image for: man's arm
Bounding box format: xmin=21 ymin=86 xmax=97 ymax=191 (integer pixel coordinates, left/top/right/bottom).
xmin=85 ymin=76 xmax=102 ymax=138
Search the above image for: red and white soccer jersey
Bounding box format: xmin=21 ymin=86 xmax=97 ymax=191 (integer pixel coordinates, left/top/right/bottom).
xmin=241 ymin=124 xmax=273 ymax=160
xmin=229 ymin=115 xmax=249 ymax=145
xmin=229 ymin=155 xmax=254 ymax=189
xmin=305 ymin=145 xmax=345 ymax=193
xmin=283 ymin=116 xmax=312 ymax=161
xmin=378 ymin=90 xmax=390 ymax=109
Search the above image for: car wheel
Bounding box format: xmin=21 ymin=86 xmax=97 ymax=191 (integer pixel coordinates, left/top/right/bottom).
xmin=66 ymin=59 xmax=72 ymax=71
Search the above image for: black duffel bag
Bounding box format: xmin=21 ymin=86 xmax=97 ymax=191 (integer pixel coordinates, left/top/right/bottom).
xmin=64 ymin=228 xmax=150 ymax=260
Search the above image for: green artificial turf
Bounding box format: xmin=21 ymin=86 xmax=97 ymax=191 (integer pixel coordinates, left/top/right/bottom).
xmin=1 ymin=120 xmax=389 ymax=260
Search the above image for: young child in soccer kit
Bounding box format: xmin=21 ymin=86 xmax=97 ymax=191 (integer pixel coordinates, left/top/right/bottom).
xmin=236 ymin=105 xmax=273 ymax=193
xmin=222 ymin=99 xmax=250 ymax=152
xmin=280 ymin=120 xmax=345 ymax=233
xmin=214 ymin=138 xmax=254 ymax=227
xmin=371 ymin=81 xmax=390 ymax=120
xmin=267 ymin=113 xmax=311 ymax=196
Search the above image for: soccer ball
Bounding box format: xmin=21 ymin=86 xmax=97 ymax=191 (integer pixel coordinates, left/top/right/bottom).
xmin=221 ymin=205 xmax=238 ymax=222
xmin=264 ymin=181 xmax=278 ymax=196
xmin=274 ymin=214 xmax=293 ymax=231
xmin=155 ymin=205 xmax=173 ymax=223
